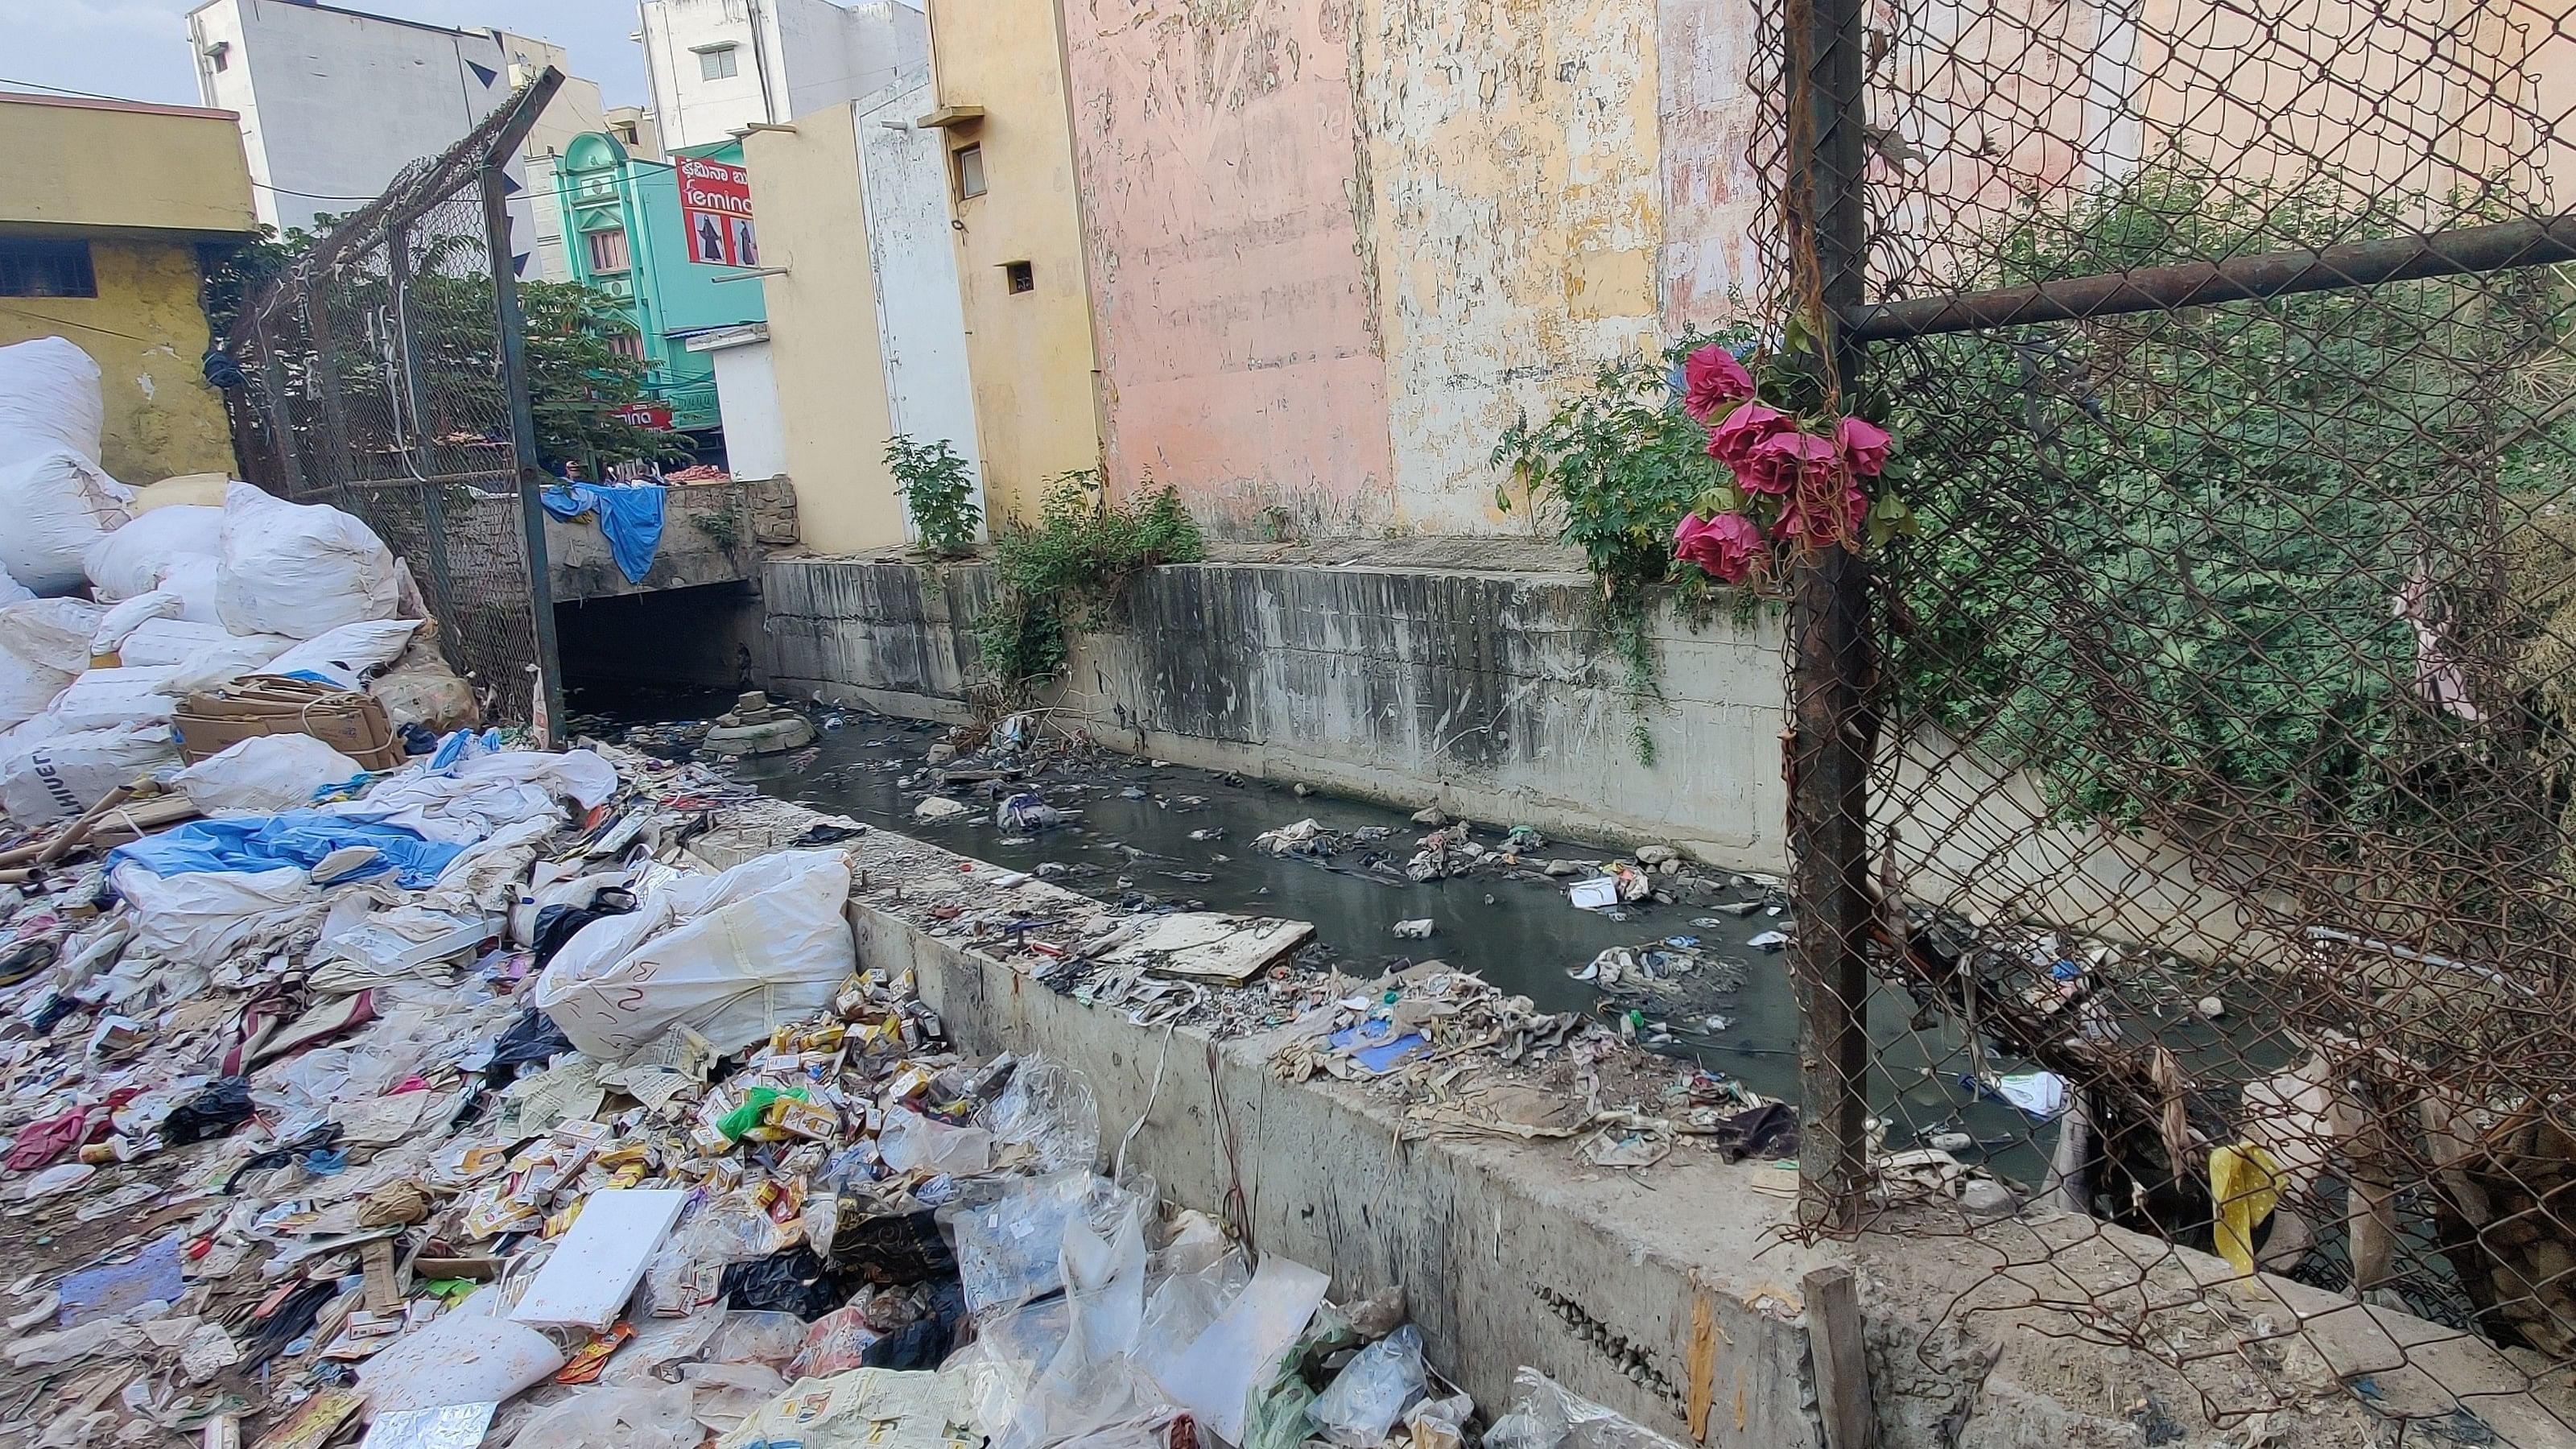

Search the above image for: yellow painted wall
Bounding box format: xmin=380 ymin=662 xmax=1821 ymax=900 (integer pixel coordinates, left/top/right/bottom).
xmin=7 ymin=95 xmax=258 ymax=237
xmin=926 ymin=0 xmax=1101 ymax=524
xmin=744 ymin=105 xmax=909 ymax=555
xmin=0 ymin=245 xmax=234 ymax=484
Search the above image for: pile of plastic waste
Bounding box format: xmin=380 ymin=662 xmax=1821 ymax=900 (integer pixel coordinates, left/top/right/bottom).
xmin=0 ymin=336 xmax=475 ymax=836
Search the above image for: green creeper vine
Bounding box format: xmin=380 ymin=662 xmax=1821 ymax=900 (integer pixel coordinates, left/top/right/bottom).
xmin=974 ymin=473 xmax=1207 ymax=700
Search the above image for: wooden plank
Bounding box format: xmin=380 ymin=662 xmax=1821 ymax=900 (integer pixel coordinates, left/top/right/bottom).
xmin=1100 ymin=913 xmax=1315 ymax=985
xmin=1803 ymin=1266 xmax=1878 ymax=1449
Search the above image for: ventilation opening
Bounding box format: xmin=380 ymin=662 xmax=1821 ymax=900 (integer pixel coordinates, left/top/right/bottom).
xmin=1004 ymin=260 xmax=1034 ymax=294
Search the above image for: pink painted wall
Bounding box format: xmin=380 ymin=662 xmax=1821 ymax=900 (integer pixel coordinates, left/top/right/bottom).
xmin=1657 ymin=0 xmax=1765 ymax=331
xmin=1060 ymin=0 xmax=1397 ymax=536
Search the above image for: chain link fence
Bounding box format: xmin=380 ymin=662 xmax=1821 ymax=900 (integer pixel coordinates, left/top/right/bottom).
xmin=222 ymin=72 xmax=565 ymax=732
xmin=1749 ymin=0 xmax=2576 ymax=1423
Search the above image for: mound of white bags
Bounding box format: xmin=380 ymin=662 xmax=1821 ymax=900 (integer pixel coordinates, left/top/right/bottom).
xmin=173 ymin=733 xmax=365 ymax=815
xmin=89 ymin=592 xmax=180 ymax=657
xmin=535 ymin=849 xmax=857 ymax=1061
xmin=84 ymin=504 xmax=224 ymax=602
xmin=0 ymin=565 xmax=31 ymax=609
xmin=0 ymin=338 xmax=104 ymax=471
xmin=216 ymin=485 xmax=400 ymax=640
xmin=0 ymin=721 xmax=176 ymax=824
xmin=0 ymin=643 xmax=69 ymax=733
xmin=259 ymin=618 xmax=422 ymax=691
xmin=0 ymin=599 xmax=106 ymax=676
xmin=0 ymin=450 xmax=130 ymax=596
xmin=43 ymin=667 xmax=180 ymax=733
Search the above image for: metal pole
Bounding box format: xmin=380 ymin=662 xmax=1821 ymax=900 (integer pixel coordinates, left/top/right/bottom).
xmin=1785 ymin=0 xmax=1876 ymax=1229
xmin=1842 ymin=213 xmax=2576 ymax=341
xmin=481 ymin=161 xmax=568 ymax=742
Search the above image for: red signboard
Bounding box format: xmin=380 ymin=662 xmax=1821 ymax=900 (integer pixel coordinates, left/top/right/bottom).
xmin=612 ymin=402 xmax=673 ymax=430
xmin=677 ymin=155 xmax=757 ymax=267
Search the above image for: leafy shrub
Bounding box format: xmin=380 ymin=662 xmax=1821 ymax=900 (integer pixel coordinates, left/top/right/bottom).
xmin=887 ymin=436 xmax=982 ymax=559
xmin=975 ymin=473 xmax=1206 ymax=697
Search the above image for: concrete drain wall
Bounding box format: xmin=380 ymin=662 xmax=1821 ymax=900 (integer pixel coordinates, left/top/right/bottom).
xmin=691 ymin=808 xmax=2572 ymax=1448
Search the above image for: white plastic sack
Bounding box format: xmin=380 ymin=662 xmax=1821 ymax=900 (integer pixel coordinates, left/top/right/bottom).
xmin=43 ymin=667 xmax=180 ymax=732
xmin=0 ymin=564 xmax=31 ymax=609
xmin=159 ymin=555 xmax=221 ymax=624
xmin=215 ymin=484 xmax=399 ymax=639
xmin=0 ymin=450 xmax=129 ymax=596
xmin=0 ymin=599 xmax=105 ymax=675
xmin=107 ymin=861 xmax=323 ymax=968
xmin=534 ymin=849 xmax=857 ymax=1061
xmin=0 ymin=643 xmax=66 ymax=733
xmin=90 ymin=592 xmax=180 ymax=657
xmin=0 ymin=722 xmax=176 ymax=824
xmin=173 ymin=733 xmax=364 ymax=815
xmin=259 ymin=618 xmax=422 ymax=691
xmin=0 ymin=337 xmax=104 ymax=470
xmin=83 ymin=504 xmax=224 ymax=602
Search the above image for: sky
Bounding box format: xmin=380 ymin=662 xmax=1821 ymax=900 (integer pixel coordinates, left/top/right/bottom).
xmin=0 ymin=0 xmax=650 ymax=109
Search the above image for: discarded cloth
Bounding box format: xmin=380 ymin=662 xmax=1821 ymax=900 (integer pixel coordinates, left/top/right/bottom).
xmin=107 ymin=810 xmax=461 ymax=888
xmin=324 ymin=745 xmax=618 ymax=844
xmin=540 ymin=481 xmax=667 ymax=584
xmin=2209 ymin=1141 xmax=2284 ymax=1276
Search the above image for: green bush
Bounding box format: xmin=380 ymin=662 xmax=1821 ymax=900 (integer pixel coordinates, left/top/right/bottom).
xmin=887 ymin=436 xmax=983 ymax=559
xmin=975 ymin=473 xmax=1207 ymax=698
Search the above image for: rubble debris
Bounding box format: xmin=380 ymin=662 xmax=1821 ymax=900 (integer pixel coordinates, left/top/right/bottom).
xmin=702 ymin=691 xmax=818 ymax=758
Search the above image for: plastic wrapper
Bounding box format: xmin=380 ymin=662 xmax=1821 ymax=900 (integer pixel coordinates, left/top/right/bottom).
xmin=1482 ymin=1367 xmax=1692 ymax=1449
xmin=705 ymin=1310 xmax=807 ymax=1369
xmin=985 ymin=1058 xmax=1100 ymax=1173
xmin=505 ymin=1383 xmax=700 ymax=1449
xmin=789 ymin=1303 xmax=884 ymax=1378
xmin=951 ymin=1170 xmax=1090 ymax=1314
xmin=720 ymin=1245 xmax=857 ymax=1320
xmin=1307 ymin=1324 xmax=1426 ymax=1447
xmin=601 ymin=1307 xmax=726 ymax=1388
xmin=680 ymin=1360 xmax=788 ymax=1433
xmin=879 ymin=1107 xmax=993 ymax=1176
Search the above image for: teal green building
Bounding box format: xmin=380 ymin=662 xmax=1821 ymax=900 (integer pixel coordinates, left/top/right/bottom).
xmin=547 ymin=134 xmax=765 ymax=438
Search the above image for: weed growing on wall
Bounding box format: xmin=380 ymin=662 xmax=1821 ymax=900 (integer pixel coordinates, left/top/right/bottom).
xmin=1492 ymin=328 xmax=1763 ymax=763
xmin=888 ymin=436 xmax=983 ymax=559
xmin=975 ymin=472 xmax=1207 ymax=700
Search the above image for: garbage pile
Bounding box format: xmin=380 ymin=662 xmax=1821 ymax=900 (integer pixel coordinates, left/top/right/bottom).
xmin=0 ymin=336 xmax=479 ymax=840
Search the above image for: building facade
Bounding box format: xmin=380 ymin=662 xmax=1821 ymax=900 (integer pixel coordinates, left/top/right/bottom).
xmin=0 ymin=92 xmax=259 ymax=483
xmin=638 ymin=0 xmax=930 ymax=154
xmin=184 ymin=0 xmax=605 ymax=279
xmin=550 ymin=134 xmax=767 ymax=441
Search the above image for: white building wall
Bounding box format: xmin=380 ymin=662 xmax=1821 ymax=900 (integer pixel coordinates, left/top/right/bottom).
xmin=639 ymin=0 xmax=928 ymax=153
xmin=184 ymin=0 xmax=601 ymax=276
xmin=855 ymin=77 xmax=983 ymax=533
xmin=704 ymin=337 xmax=787 ymax=480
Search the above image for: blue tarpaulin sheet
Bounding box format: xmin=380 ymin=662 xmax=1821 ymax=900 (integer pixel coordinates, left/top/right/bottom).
xmin=107 ymin=811 xmax=463 ymax=888
xmin=539 ymin=481 xmax=667 ymax=584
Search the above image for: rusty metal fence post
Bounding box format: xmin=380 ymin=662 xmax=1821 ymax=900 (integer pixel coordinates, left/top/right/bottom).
xmin=1781 ymin=0 xmax=1876 ymax=1230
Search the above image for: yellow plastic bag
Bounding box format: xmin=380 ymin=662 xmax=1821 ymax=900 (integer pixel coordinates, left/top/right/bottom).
xmin=2209 ymin=1141 xmax=2283 ymax=1275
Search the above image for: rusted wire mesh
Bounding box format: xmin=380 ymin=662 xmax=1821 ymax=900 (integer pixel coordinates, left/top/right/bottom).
xmin=223 ymin=76 xmax=563 ymax=729
xmin=1751 ymin=0 xmax=2576 ymax=1425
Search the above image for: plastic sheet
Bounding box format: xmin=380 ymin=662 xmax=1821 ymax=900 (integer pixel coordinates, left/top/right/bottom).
xmin=503 ymin=1383 xmax=698 ymax=1449
xmin=1307 ymin=1324 xmax=1426 ymax=1447
xmin=1483 ymin=1367 xmax=1693 ymax=1449
xmin=705 ymin=1311 xmax=808 ymax=1370
xmin=878 ymin=1108 xmax=993 ymax=1177
xmin=985 ymin=1058 xmax=1100 ymax=1174
xmin=1157 ymin=1253 xmax=1331 ymax=1445
xmin=952 ymin=1170 xmax=1091 ymax=1315
xmin=358 ymin=1307 xmax=567 ymax=1413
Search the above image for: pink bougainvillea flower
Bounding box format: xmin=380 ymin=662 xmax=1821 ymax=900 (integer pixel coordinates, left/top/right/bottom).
xmin=1674 ymin=509 xmax=1767 ymax=583
xmin=1706 ymin=402 xmax=1792 ymax=469
xmin=1738 ymin=426 xmax=1838 ymax=496
xmin=1835 ymin=415 xmax=1891 ymax=477
xmin=1681 ymin=345 xmax=1756 ymax=422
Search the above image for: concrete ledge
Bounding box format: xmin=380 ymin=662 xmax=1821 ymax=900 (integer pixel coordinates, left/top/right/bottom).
xmin=687 ymin=802 xmax=2574 ymax=1448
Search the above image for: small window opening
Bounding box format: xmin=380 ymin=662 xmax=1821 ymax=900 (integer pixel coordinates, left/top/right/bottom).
xmin=952 ymin=143 xmax=987 ymax=200
xmin=1004 ymin=260 xmax=1034 ymax=294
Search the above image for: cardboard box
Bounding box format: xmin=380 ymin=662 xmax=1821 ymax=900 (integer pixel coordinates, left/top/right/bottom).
xmin=172 ymin=675 xmax=405 ymax=771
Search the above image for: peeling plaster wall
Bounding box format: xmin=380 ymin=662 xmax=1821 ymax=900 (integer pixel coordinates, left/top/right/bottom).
xmin=0 ymin=242 xmax=234 ymax=485
xmin=1061 ymin=0 xmax=1397 ymax=537
xmin=1656 ymin=0 xmax=1764 ymax=330
xmin=1359 ymin=0 xmax=1670 ymax=534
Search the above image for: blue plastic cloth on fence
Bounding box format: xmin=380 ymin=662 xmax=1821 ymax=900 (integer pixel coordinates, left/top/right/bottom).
xmin=106 ymin=811 xmax=464 ymax=889
xmin=539 ymin=481 xmax=667 ymax=584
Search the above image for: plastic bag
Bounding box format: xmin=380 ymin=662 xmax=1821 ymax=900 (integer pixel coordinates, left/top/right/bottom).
xmin=879 ymin=1107 xmax=993 ymax=1177
xmin=173 ymin=733 xmax=363 ymax=815
xmin=159 ymin=554 xmax=221 ymax=623
xmin=82 ymin=504 xmax=223 ymax=601
xmin=788 ymin=1303 xmax=883 ymax=1378
xmin=1482 ymin=1368 xmax=1690 ymax=1449
xmin=108 ymin=861 xmax=322 ymax=966
xmin=0 ymin=337 xmax=103 ymax=471
xmin=0 ymin=450 xmax=129 ymax=595
xmin=600 ymin=1307 xmax=725 ymax=1387
xmin=704 ymin=1310 xmax=807 ymax=1368
xmin=505 ymin=1383 xmax=699 ymax=1449
xmin=0 ymin=562 xmax=31 ymax=608
xmin=160 ymin=1077 xmax=253 ymax=1146
xmin=44 ymin=666 xmax=180 ymax=731
xmin=534 ymin=848 xmax=857 ymax=1060
xmin=952 ymin=1170 xmax=1092 ymax=1315
xmin=719 ymin=1245 xmax=856 ymax=1320
xmin=0 ymin=639 xmax=68 ymax=732
xmin=1 ymin=723 xmax=178 ymax=823
xmin=1308 ymin=1324 xmax=1426 ymax=1447
xmin=986 ymin=1057 xmax=1100 ymax=1174
xmin=259 ymin=617 xmax=421 ymax=691
xmin=214 ymin=484 xmax=399 ymax=640
xmin=90 ymin=591 xmax=180 ymax=656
